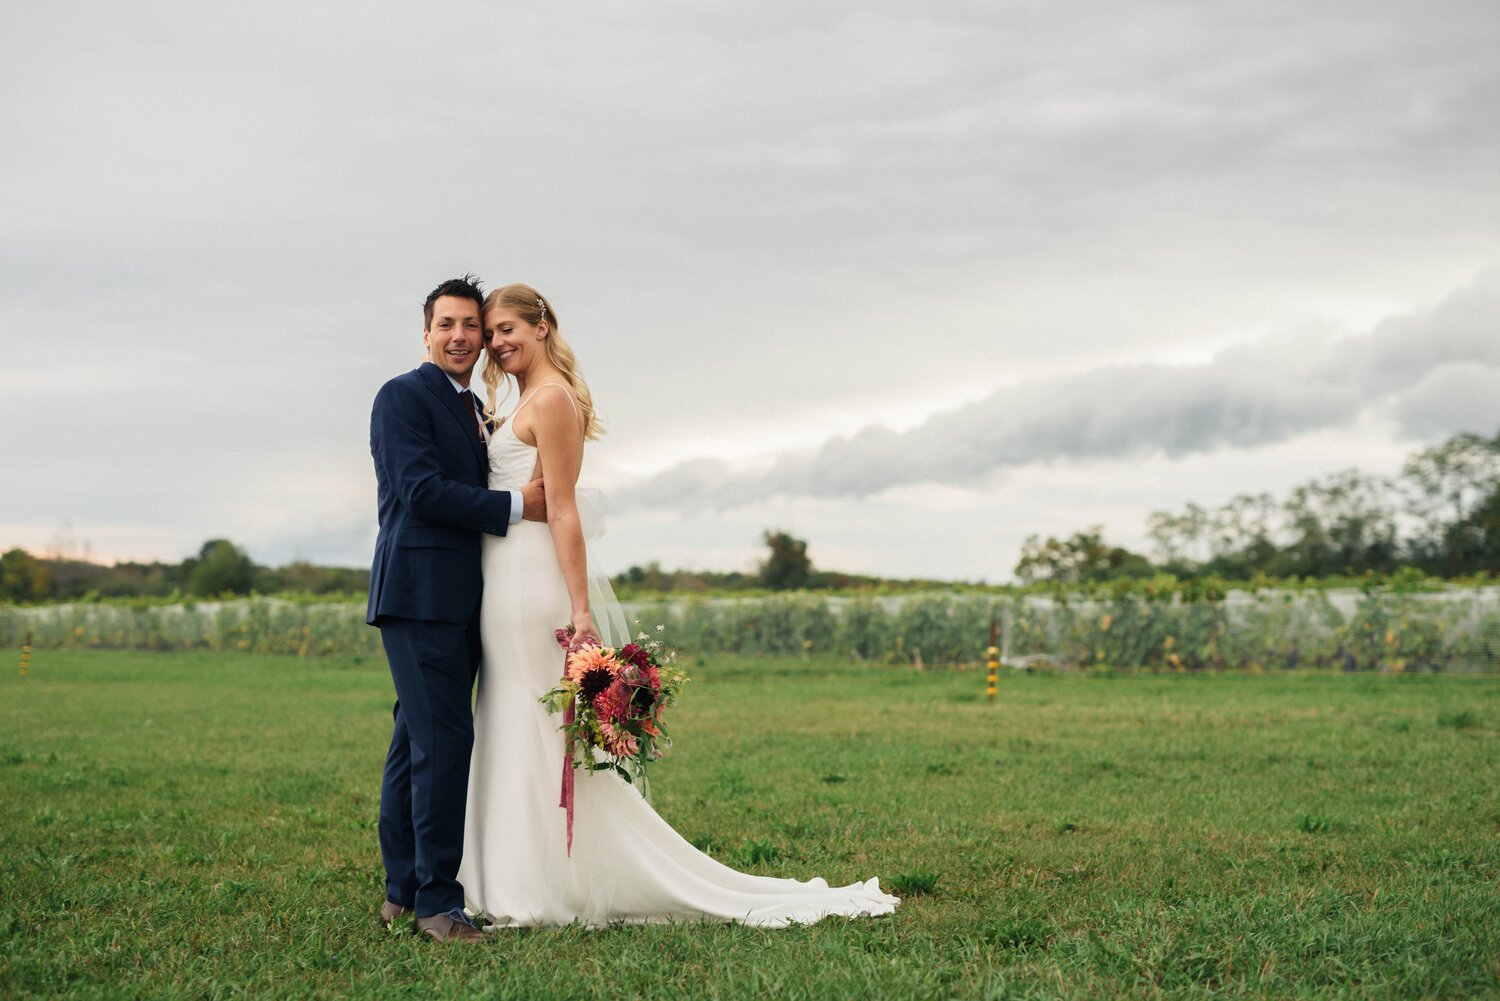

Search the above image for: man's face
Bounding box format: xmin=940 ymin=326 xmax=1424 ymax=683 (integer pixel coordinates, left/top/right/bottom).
xmin=424 ymin=296 xmax=484 ymax=385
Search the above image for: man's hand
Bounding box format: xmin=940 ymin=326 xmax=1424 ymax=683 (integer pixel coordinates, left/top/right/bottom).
xmin=521 ymin=477 xmax=547 ymax=522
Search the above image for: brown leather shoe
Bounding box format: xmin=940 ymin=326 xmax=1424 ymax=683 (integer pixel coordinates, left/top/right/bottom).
xmin=414 ymin=908 xmax=486 ymax=942
xmin=379 ymin=900 xmax=413 ymax=927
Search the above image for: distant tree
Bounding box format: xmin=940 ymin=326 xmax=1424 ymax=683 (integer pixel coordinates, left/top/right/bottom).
xmin=1145 ymin=502 xmax=1211 ymax=572
xmin=100 ymin=561 xmax=177 ymax=597
xmin=614 ymin=561 xmax=670 ymax=592
xmin=759 ymin=530 xmax=813 ymax=590
xmin=1400 ymin=431 xmax=1500 ymax=574
xmin=1279 ymin=469 xmax=1398 ymax=576
xmin=1204 ymin=493 xmax=1281 ymax=576
xmin=1471 ymin=485 xmax=1500 ymax=572
xmin=188 ymin=539 xmax=256 ymax=596
xmin=0 ymin=548 xmax=50 ymax=601
xmin=255 ymin=561 xmax=369 ymax=595
xmin=1015 ymin=527 xmax=1151 ymax=584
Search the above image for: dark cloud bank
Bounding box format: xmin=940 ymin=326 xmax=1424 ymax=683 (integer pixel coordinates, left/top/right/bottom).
xmin=622 ymin=271 xmax=1500 ymax=511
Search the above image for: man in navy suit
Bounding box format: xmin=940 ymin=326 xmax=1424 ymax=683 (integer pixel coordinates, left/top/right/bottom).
xmin=367 ymin=275 xmax=543 ymax=942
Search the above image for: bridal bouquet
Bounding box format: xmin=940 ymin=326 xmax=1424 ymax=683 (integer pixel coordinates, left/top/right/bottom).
xmin=542 ymin=627 xmax=687 ymax=769
xmin=542 ymin=627 xmax=687 ymax=853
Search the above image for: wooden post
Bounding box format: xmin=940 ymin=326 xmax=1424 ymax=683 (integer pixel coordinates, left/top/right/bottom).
xmin=986 ymin=616 xmax=999 ymax=703
xmin=19 ymin=630 xmax=31 ymax=677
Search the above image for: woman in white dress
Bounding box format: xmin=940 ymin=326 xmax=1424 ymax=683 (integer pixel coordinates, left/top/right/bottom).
xmin=456 ymin=283 xmax=899 ymax=928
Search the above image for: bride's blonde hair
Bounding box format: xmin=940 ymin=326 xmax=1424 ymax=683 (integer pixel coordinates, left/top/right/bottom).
xmin=480 ymin=283 xmax=603 ymax=441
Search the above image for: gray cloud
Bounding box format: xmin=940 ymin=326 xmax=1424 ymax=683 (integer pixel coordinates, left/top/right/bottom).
xmin=620 ymin=271 xmax=1500 ymax=510
xmin=1351 ymin=274 xmax=1500 ymax=397
xmin=1391 ymin=363 xmax=1500 ymax=439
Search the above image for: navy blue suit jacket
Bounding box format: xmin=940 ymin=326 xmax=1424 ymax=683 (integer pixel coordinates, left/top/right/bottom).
xmin=366 ymin=362 xmax=512 ymax=625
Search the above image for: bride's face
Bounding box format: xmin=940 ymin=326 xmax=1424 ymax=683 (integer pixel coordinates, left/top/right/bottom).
xmin=485 ymin=305 xmax=545 ymax=375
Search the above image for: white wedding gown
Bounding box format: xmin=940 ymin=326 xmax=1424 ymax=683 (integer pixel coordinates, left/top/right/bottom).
xmin=457 ymin=392 xmax=899 ymax=928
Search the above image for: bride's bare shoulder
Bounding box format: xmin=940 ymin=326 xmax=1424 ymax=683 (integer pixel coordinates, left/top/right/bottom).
xmin=529 ymin=384 xmax=583 ymax=433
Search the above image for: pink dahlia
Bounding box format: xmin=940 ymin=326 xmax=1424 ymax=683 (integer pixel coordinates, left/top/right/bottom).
xmin=592 ymin=680 xmax=631 ymax=723
xmin=598 ymin=721 xmax=640 ymax=758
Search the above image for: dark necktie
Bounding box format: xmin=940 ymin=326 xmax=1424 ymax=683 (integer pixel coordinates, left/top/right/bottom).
xmin=458 ymin=390 xmax=485 ymax=442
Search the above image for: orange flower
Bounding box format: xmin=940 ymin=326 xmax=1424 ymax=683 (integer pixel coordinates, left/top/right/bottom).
xmin=566 ymin=645 xmax=619 ymax=684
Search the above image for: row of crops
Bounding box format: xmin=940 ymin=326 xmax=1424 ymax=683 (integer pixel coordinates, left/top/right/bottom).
xmin=628 ymin=588 xmax=1500 ymax=672
xmin=5 ymin=587 xmax=1500 ymax=671
xmin=2 ymin=599 xmax=383 ymax=659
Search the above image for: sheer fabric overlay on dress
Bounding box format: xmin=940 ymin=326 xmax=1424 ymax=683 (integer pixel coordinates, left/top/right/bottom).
xmin=458 ymin=384 xmax=899 ymax=928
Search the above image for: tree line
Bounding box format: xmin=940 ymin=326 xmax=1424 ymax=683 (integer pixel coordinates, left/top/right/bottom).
xmin=610 ymin=531 xmax=931 ymax=595
xmin=0 ymin=530 xmax=864 ymax=604
xmin=1015 ymin=429 xmax=1500 ymax=584
xmin=0 ymin=540 xmax=368 ymax=603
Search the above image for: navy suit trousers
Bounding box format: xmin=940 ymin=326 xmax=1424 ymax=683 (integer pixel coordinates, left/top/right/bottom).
xmin=377 ymin=610 xmax=481 ymax=917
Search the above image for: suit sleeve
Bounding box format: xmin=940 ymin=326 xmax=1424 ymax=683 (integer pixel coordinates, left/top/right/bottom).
xmin=371 ymin=380 xmax=512 ymax=536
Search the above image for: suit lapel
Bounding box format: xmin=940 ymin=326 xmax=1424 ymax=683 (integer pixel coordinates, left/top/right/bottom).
xmin=418 ymin=363 xmax=488 ymax=472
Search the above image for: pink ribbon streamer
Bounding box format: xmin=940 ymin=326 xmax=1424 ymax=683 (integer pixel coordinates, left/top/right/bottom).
xmin=560 ymin=695 xmax=576 ymax=857
xmin=556 ymin=630 xmax=576 ymax=856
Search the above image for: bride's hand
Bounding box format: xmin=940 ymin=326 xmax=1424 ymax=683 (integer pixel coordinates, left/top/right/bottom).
xmin=571 ymin=611 xmax=600 ymax=647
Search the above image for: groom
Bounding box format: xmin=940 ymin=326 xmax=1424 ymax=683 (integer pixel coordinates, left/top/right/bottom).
xmin=367 ymin=275 xmax=544 ymax=942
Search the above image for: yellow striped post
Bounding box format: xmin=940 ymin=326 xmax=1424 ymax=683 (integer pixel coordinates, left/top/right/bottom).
xmin=986 ymin=616 xmax=999 ymax=702
xmin=19 ymin=630 xmax=31 ymax=677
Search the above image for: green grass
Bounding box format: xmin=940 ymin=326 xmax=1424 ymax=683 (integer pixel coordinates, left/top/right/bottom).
xmin=2 ymin=651 xmax=1498 ymax=999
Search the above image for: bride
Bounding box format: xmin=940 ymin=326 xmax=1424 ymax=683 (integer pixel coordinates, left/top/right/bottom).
xmin=456 ymin=283 xmax=899 ymax=928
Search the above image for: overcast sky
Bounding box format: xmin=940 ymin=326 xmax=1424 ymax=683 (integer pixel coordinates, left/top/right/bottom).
xmin=3 ymin=1 xmax=1499 ymax=581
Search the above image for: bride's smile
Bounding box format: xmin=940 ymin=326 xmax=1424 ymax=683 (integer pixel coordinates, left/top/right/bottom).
xmin=484 ymin=306 xmax=543 ymax=378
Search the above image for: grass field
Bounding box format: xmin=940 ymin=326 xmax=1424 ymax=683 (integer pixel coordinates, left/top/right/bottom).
xmin=1 ymin=651 xmax=1497 ymax=999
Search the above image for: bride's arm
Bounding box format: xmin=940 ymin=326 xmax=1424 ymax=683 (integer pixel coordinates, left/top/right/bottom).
xmin=531 ymin=389 xmax=597 ymax=643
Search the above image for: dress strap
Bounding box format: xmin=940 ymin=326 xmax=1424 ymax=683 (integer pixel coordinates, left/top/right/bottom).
xmin=509 ymin=382 xmax=579 ymax=423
